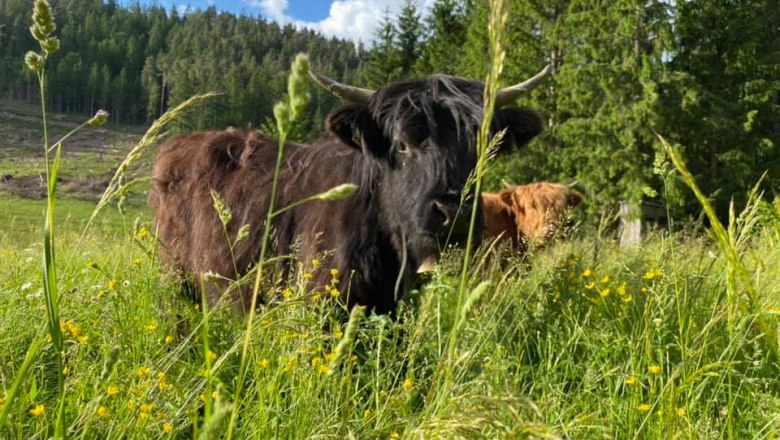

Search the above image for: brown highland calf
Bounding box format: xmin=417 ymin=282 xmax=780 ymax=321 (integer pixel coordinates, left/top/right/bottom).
xmin=481 ymin=182 xmax=583 ymax=251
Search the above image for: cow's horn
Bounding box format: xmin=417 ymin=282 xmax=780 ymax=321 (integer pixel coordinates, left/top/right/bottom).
xmin=496 ymin=64 xmax=553 ymax=107
xmin=309 ymin=68 xmax=374 ymax=104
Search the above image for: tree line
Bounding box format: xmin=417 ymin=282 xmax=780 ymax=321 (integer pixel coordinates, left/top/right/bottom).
xmin=0 ymin=0 xmax=362 ymax=139
xmin=1 ymin=0 xmax=778 ymax=218
xmin=365 ymin=0 xmax=779 ymax=219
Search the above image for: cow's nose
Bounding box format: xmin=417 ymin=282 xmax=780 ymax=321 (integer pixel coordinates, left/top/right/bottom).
xmin=431 ymin=200 xmax=454 ymax=229
xmin=431 ymin=200 xmax=473 ymax=236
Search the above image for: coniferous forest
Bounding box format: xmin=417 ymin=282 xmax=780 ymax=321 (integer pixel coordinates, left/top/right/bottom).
xmin=1 ymin=0 xmax=779 ymax=217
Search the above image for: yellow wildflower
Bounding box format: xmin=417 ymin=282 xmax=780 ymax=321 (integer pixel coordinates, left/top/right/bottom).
xmin=620 ymin=294 xmax=633 ymax=303
xmin=641 ymin=286 xmax=648 ymax=293
xmin=28 ymin=404 xmax=45 ymax=417
xmin=403 ymin=378 xmax=414 ymax=393
xmin=312 ymin=259 xmax=321 ymax=267
xmin=625 ymin=376 xmax=638 ymax=385
xmin=599 ymin=288 xmax=610 ymax=298
xmin=108 ymin=279 xmax=117 ymax=290
xmin=140 ymin=403 xmax=153 ymax=414
xmin=78 ymin=335 xmax=89 ymax=344
xmin=330 ymin=268 xmax=338 ymax=276
xmin=676 ymin=407 xmax=686 ymax=417
xmin=97 ymin=405 xmax=111 ymax=419
xmin=106 ymin=386 xmax=119 ymax=397
xmin=144 ymin=322 xmax=158 ymax=332
xmin=636 ymin=403 xmax=652 ymax=413
xmin=311 ymin=357 xmax=322 ymax=367
xmin=649 ymin=365 xmax=662 ymax=374
xmin=163 ymin=422 xmax=173 ymax=433
xmin=303 ymin=272 xmax=313 ymax=280
xmin=259 ymin=359 xmax=270 ymax=369
xmin=334 ymin=329 xmax=344 ymax=339
xmin=158 ymin=375 xmax=170 ymax=392
xmin=207 ymin=351 xmax=218 ymax=362
xmin=329 ymin=287 xmax=340 ymax=298
xmin=283 ymin=288 xmax=293 ymax=299
xmin=585 ymin=282 xmax=596 ymax=290
xmin=165 ymin=335 xmax=174 ymax=345
xmin=317 ymin=364 xmax=331 ymax=374
xmin=137 ymin=366 xmax=151 ymax=379
xmin=389 ymin=432 xmax=401 ymax=440
xmin=364 ymin=409 xmax=372 ymax=418
xmin=312 ymin=293 xmax=322 ymax=301
xmin=617 ymin=282 xmax=627 ymax=296
xmin=643 ymin=268 xmax=663 ymax=281
xmin=132 ymin=258 xmax=142 ymax=266
xmin=135 ymin=226 xmax=149 ymax=240
xmin=582 ymin=268 xmax=592 ymax=277
xmin=600 ymin=275 xmax=610 ymax=284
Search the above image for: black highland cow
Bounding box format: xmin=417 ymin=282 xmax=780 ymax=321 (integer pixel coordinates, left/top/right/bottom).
xmin=150 ymin=66 xmax=550 ymax=314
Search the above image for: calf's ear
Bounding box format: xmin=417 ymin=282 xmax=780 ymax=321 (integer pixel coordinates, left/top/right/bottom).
xmin=567 ymin=190 xmax=584 ymax=208
xmin=495 ymin=107 xmax=544 ymax=153
xmin=326 ymin=104 xmax=389 ymax=158
xmin=500 ymin=188 xmax=521 ymax=215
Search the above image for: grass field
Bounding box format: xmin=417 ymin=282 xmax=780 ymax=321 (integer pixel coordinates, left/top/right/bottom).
xmin=2 ymin=197 xmax=780 ymax=439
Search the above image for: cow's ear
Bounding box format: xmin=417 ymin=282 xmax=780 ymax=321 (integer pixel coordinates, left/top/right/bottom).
xmin=326 ymin=104 xmax=389 ymax=157
xmin=495 ymin=107 xmax=544 ymax=153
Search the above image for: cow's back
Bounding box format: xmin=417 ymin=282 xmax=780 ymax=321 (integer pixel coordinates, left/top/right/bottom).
xmin=150 ymin=129 xmax=375 ymax=308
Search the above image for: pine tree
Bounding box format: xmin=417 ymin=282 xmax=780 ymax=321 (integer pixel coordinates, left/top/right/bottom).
xmin=395 ymin=0 xmax=423 ymax=77
xmin=361 ymin=9 xmax=402 ymax=87
xmin=419 ymin=0 xmax=468 ymax=75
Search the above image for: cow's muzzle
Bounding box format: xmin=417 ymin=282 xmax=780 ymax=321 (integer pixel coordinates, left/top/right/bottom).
xmin=430 ymin=199 xmax=478 ymax=239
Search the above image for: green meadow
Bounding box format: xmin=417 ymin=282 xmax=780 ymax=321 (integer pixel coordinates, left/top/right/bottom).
xmin=3 ymin=190 xmax=780 ymax=439
xmin=3 ymin=0 xmax=780 ymax=439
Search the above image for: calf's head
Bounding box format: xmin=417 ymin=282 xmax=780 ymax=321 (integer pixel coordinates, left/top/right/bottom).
xmin=497 ymin=181 xmax=584 ymax=246
xmin=312 ymin=67 xmax=550 ymax=271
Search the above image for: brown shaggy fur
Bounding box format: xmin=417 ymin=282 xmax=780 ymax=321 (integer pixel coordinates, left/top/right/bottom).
xmin=481 ymin=182 xmax=583 ymax=250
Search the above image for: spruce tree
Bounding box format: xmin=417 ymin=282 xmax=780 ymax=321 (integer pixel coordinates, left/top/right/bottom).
xmin=361 ymin=9 xmax=402 ymax=87
xmin=420 ymin=0 xmax=468 ymax=75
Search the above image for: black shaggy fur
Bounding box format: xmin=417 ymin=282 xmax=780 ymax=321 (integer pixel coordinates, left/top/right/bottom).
xmin=150 ymin=74 xmax=544 ymax=314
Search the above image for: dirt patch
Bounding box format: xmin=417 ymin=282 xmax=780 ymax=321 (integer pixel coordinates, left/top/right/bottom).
xmin=0 ymin=99 xmax=147 ymax=202
xmin=0 ymin=172 xmax=114 ymax=201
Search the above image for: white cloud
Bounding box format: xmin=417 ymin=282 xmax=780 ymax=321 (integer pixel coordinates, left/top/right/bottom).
xmin=246 ymin=0 xmax=434 ymax=45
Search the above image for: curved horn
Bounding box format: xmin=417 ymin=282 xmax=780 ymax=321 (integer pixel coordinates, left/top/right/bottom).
xmin=496 ymin=64 xmax=553 ymax=107
xmin=309 ymin=68 xmax=374 ymax=104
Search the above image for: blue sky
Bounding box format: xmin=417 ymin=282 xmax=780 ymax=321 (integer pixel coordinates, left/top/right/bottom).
xmin=125 ymin=0 xmax=435 ymax=44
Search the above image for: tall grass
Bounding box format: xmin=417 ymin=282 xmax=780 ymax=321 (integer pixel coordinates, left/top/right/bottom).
xmin=2 ymin=0 xmax=780 ymax=439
